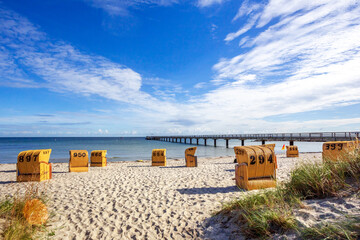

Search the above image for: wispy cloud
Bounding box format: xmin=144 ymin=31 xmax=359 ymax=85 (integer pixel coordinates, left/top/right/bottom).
xmin=210 ymin=0 xmax=360 ymax=124
xmin=197 ymin=0 xmax=225 ymax=8
xmin=85 ymin=0 xmax=178 ymax=16
xmin=0 ymin=6 xmax=178 ymax=113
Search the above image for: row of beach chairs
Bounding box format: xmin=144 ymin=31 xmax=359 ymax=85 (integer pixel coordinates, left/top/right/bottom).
xmin=16 ymin=150 xmax=107 ymax=182
xmin=16 ymin=147 xmax=197 ymax=182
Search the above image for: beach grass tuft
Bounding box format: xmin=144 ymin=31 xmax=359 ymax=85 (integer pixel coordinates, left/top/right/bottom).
xmin=218 ymin=187 xmax=300 ymax=238
xmin=301 ymin=216 xmax=360 ymax=240
xmin=286 ymin=149 xmax=360 ymax=199
xmin=0 ymin=183 xmax=51 ymax=240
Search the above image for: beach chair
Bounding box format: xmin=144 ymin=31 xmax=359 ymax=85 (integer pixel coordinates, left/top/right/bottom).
xmin=262 ymin=143 xmax=275 ymax=151
xmin=185 ymin=147 xmax=197 ymax=167
xmin=90 ymin=150 xmax=107 ymax=167
xmin=152 ymin=149 xmax=166 ymax=166
xmin=234 ymin=146 xmax=276 ymax=190
xmin=69 ymin=150 xmax=89 ymax=172
xmin=322 ymin=141 xmax=359 ymax=162
xmin=286 ymin=146 xmax=299 ymax=157
xmin=17 ymin=149 xmax=52 ymax=182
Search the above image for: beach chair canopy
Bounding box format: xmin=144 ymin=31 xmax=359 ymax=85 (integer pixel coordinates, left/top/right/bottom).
xmin=17 ymin=149 xmax=52 ymax=182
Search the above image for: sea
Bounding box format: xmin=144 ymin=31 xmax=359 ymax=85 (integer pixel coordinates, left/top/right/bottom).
xmin=0 ymin=137 xmax=324 ymax=164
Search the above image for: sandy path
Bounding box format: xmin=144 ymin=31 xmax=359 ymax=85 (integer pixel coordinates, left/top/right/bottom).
xmin=0 ymin=153 xmax=324 ymax=239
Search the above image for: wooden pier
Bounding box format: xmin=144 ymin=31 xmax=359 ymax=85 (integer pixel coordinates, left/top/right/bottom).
xmin=145 ymin=132 xmax=360 ymax=148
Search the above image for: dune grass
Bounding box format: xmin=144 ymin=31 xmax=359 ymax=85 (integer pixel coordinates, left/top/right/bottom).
xmin=0 ymin=183 xmax=52 ymax=240
xmin=218 ymin=148 xmax=360 ymax=238
xmin=301 ymin=216 xmax=360 ymax=240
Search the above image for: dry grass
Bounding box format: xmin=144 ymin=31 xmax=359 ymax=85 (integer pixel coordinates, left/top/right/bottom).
xmin=301 ymin=216 xmax=360 ymax=240
xmin=0 ymin=183 xmax=53 ymax=240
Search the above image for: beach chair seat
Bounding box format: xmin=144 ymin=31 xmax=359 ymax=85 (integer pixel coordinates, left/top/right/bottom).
xmin=90 ymin=150 xmax=107 ymax=167
xmin=69 ymin=150 xmax=89 ymax=172
xmin=185 ymin=147 xmax=197 ymax=167
xmin=286 ymin=146 xmax=299 ymax=157
xmin=17 ymin=149 xmax=52 ymax=182
xmin=152 ymin=149 xmax=166 ymax=166
xmin=234 ymin=146 xmax=276 ymax=190
xmin=322 ymin=141 xmax=359 ymax=162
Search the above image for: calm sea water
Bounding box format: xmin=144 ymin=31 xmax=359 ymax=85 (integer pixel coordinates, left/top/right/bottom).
xmin=0 ymin=137 xmax=324 ymax=164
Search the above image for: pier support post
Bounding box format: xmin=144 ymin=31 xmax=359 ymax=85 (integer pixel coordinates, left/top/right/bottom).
xmin=262 ymin=140 xmax=265 ymax=145
xmin=204 ymin=139 xmax=207 ymax=146
xmin=290 ymin=140 xmax=294 ymax=146
xmin=241 ymin=139 xmax=245 ymax=146
xmin=197 ymin=139 xmax=199 ymax=145
xmin=226 ymin=139 xmax=229 ymax=148
xmin=214 ymin=139 xmax=217 ymax=147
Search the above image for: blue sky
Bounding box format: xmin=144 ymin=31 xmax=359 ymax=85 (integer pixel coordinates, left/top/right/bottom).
xmin=0 ymin=0 xmax=359 ymax=136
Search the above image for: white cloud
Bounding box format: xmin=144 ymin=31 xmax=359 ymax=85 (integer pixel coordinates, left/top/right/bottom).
xmin=0 ymin=7 xmax=180 ymax=114
xmin=86 ymin=0 xmax=178 ymax=16
xmin=197 ymin=0 xmax=225 ymax=8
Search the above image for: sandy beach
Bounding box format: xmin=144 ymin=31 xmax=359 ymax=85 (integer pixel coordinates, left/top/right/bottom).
xmin=1 ymin=153 xmax=359 ymax=239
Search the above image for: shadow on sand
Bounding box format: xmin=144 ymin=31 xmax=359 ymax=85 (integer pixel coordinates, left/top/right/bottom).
xmin=0 ymin=170 xmax=16 ymax=173
xmin=177 ymin=186 xmax=241 ymax=195
xmin=0 ymin=181 xmax=16 ymax=185
xmin=160 ymin=166 xmax=187 ymax=169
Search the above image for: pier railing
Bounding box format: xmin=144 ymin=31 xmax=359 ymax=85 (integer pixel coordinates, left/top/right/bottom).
xmin=145 ymin=131 xmax=360 ymax=148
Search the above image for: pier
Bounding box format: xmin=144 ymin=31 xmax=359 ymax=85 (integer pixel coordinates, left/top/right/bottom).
xmin=145 ymin=132 xmax=360 ymax=148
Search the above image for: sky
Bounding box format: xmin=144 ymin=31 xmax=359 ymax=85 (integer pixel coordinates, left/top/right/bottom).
xmin=0 ymin=0 xmax=359 ymax=137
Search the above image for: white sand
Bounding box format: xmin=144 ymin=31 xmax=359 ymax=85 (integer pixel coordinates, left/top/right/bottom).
xmin=0 ymin=153 xmax=359 ymax=239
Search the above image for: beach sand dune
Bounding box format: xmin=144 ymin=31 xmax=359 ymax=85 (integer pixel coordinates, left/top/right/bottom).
xmin=1 ymin=153 xmax=344 ymax=239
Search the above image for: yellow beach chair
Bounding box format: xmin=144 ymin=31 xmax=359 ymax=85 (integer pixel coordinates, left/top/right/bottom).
xmin=185 ymin=147 xmax=197 ymax=167
xmin=90 ymin=150 xmax=107 ymax=167
xmin=322 ymin=141 xmax=359 ymax=162
xmin=152 ymin=149 xmax=166 ymax=166
xmin=17 ymin=149 xmax=52 ymax=182
xmin=286 ymin=146 xmax=299 ymax=157
xmin=69 ymin=150 xmax=89 ymax=172
xmin=234 ymin=146 xmax=277 ymax=190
